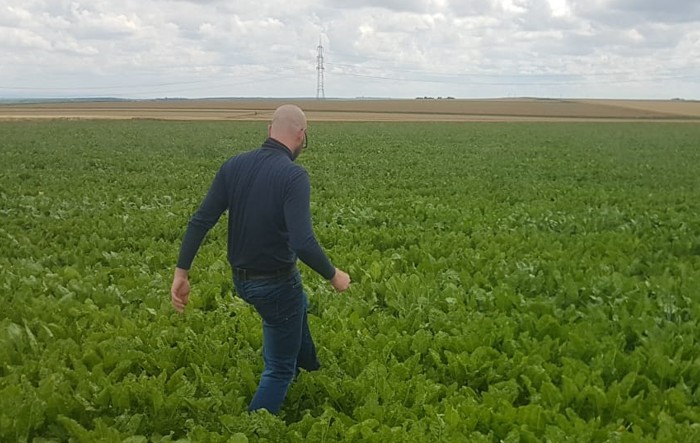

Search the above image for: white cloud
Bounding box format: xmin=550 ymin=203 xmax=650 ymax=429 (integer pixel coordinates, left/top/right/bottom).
xmin=570 ymin=0 xmax=700 ymax=25
xmin=0 ymin=26 xmax=51 ymax=51
xmin=0 ymin=0 xmax=698 ymax=99
xmin=324 ymin=0 xmax=440 ymax=14
xmin=547 ymin=0 xmax=571 ymax=17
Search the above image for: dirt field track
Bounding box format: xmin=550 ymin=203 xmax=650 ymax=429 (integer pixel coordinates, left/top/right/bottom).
xmin=1 ymin=98 xmax=699 ymax=122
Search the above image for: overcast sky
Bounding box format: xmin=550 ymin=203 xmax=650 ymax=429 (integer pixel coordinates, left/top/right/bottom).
xmin=2 ymin=0 xmax=699 ymax=99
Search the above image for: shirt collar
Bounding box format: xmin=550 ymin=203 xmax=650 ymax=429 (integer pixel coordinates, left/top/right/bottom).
xmin=262 ymin=137 xmax=295 ymax=161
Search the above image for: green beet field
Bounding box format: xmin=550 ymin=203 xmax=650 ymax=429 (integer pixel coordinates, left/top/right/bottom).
xmin=1 ymin=120 xmax=700 ymax=442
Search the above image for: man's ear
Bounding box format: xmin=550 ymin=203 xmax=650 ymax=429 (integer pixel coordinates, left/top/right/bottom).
xmin=268 ymin=125 xmax=272 ymax=137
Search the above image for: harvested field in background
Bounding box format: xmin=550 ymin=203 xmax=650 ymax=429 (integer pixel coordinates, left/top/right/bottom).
xmin=1 ymin=98 xmax=699 ymax=122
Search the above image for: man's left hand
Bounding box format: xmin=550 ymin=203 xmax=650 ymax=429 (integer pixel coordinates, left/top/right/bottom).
xmin=171 ymin=268 xmax=190 ymax=313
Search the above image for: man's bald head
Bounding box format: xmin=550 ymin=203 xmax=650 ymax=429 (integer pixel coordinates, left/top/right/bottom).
xmin=271 ymin=105 xmax=306 ymax=133
xmin=268 ymin=105 xmax=307 ymax=158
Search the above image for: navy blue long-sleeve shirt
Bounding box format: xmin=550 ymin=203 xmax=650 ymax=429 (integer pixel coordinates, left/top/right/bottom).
xmin=176 ymin=137 xmax=336 ymax=280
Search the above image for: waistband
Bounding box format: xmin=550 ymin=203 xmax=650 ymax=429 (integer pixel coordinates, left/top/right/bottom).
xmin=232 ymin=263 xmax=297 ymax=281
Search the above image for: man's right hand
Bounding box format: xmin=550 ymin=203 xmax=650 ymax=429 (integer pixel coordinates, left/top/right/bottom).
xmin=330 ymin=268 xmax=351 ymax=292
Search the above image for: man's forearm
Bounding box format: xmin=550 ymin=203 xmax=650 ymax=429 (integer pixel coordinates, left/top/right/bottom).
xmin=177 ymin=165 xmax=228 ymax=270
xmin=176 ymin=219 xmax=210 ymax=270
xmin=295 ymin=240 xmax=336 ymax=280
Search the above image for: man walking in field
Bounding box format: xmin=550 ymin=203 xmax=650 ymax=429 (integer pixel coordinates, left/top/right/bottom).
xmin=170 ymin=104 xmax=351 ymax=414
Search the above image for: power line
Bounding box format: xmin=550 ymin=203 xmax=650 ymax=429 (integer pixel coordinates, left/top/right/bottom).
xmin=0 ymin=73 xmax=299 ymax=95
xmin=326 ymin=66 xmax=700 ymax=86
xmin=0 ymin=79 xmax=212 ymax=91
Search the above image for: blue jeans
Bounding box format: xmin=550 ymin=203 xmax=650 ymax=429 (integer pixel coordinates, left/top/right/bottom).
xmin=233 ymin=270 xmax=320 ymax=414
